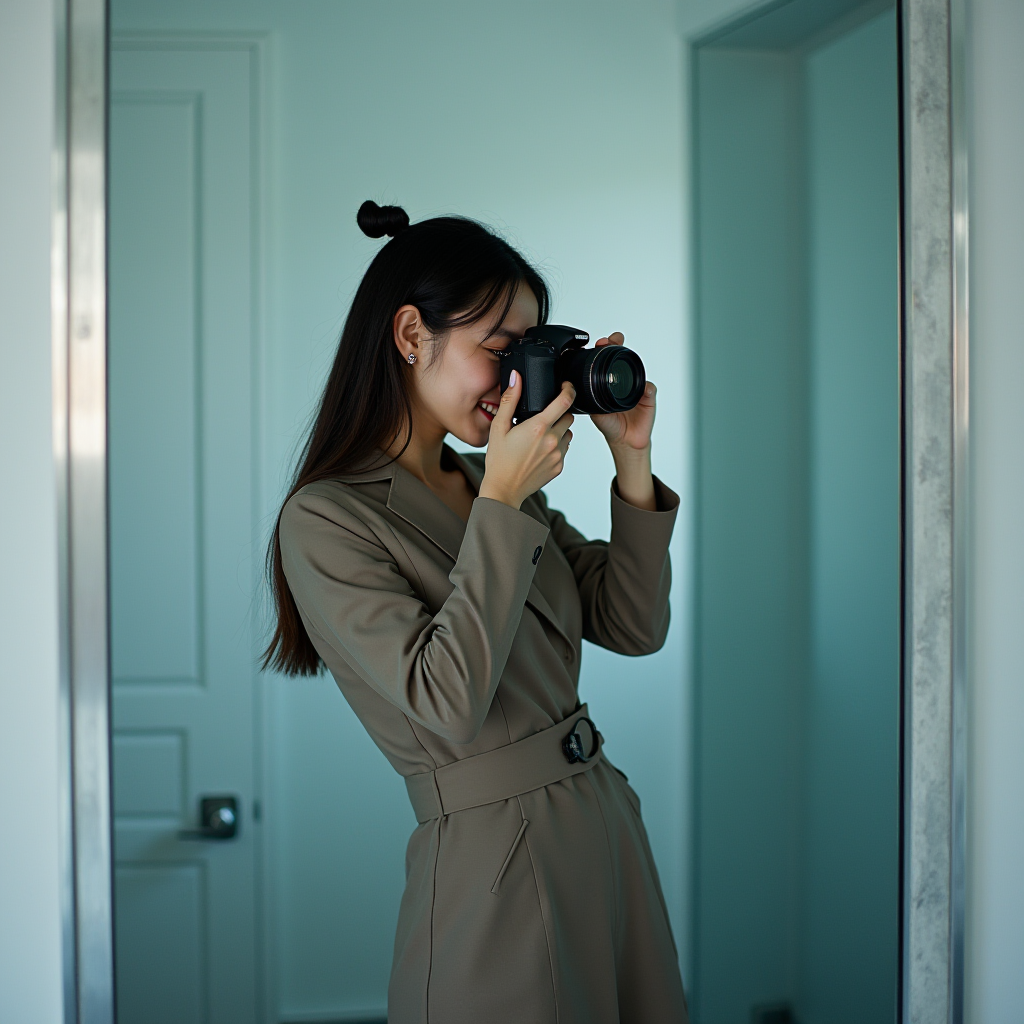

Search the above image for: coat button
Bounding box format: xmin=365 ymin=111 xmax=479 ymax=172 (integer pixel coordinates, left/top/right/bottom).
xmin=532 ymin=545 xmax=542 ymax=565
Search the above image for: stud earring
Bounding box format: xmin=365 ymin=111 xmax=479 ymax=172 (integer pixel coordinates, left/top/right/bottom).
xmin=407 ymin=353 xmax=417 ymax=364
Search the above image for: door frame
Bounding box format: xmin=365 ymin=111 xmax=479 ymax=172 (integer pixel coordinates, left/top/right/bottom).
xmin=53 ymin=1 xmax=967 ymax=1023
xmin=55 ymin=8 xmax=273 ymax=1023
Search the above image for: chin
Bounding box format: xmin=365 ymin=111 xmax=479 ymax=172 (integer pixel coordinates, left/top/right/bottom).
xmin=448 ymin=424 xmax=489 ymax=449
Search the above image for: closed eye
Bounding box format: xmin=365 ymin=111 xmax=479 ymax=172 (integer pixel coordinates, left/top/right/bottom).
xmin=482 ymin=327 xmax=520 ymax=353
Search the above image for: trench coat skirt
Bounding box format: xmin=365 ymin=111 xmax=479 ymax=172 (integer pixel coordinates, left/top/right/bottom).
xmin=279 ymin=445 xmax=689 ymax=1024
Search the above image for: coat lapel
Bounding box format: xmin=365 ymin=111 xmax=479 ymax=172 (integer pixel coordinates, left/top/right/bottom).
xmin=331 ymin=448 xmax=466 ymax=562
xmin=337 ymin=447 xmax=573 ymax=647
xmin=386 ymin=459 xmax=466 ymax=563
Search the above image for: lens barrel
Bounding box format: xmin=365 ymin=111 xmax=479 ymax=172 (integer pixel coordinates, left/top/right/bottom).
xmin=559 ymin=345 xmax=646 ymax=415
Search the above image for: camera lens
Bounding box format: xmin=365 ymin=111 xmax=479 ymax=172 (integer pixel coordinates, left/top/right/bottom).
xmin=560 ymin=345 xmax=646 ymax=414
xmin=605 ymin=355 xmax=636 ymax=402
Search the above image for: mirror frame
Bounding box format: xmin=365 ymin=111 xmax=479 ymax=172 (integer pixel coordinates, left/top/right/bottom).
xmin=902 ymin=0 xmax=969 ymax=1020
xmin=51 ymin=0 xmax=967 ymax=1020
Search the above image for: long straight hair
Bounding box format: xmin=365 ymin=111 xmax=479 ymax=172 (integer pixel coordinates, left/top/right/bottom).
xmin=262 ymin=205 xmax=550 ymax=676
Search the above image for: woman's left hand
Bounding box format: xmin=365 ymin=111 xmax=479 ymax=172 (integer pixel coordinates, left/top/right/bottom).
xmin=590 ymin=333 xmax=656 ymax=454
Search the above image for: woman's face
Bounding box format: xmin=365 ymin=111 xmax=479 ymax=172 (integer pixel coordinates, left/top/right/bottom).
xmin=403 ymin=282 xmax=540 ymax=448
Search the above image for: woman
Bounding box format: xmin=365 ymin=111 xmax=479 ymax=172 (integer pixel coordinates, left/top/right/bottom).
xmin=264 ymin=201 xmax=688 ymax=1024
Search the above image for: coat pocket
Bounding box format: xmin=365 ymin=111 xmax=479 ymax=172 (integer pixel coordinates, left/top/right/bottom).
xmin=490 ymin=818 xmax=529 ymax=895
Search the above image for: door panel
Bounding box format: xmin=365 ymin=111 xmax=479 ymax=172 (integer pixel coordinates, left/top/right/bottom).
xmin=109 ymin=44 xmax=259 ymax=1024
xmin=114 ymin=865 xmax=206 ymax=1024
xmin=109 ymin=94 xmax=201 ymax=685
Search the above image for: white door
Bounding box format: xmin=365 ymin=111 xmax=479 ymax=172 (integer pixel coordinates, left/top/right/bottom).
xmin=109 ymin=43 xmax=260 ymax=1024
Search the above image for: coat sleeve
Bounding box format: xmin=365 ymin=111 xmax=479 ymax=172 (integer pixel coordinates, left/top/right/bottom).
xmin=279 ymin=489 xmax=550 ymax=745
xmin=531 ymin=474 xmax=680 ymax=656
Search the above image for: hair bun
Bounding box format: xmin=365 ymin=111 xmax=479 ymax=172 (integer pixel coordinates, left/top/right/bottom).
xmin=357 ymin=200 xmax=410 ymax=239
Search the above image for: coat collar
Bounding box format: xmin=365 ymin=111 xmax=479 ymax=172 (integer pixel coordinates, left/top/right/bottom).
xmin=330 ymin=444 xmax=481 ymax=563
xmin=333 ymin=445 xmax=570 ymax=646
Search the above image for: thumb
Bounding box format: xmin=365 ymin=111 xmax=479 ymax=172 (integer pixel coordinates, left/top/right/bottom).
xmin=492 ymin=369 xmax=521 ymax=434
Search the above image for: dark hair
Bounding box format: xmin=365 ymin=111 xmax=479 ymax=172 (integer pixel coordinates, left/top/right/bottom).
xmin=262 ymin=201 xmax=550 ymax=676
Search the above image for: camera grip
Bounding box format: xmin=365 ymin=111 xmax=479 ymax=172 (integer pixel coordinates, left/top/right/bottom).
xmin=500 ymin=351 xmax=556 ymax=422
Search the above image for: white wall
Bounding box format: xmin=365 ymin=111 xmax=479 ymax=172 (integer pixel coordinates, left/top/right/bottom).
xmin=966 ymin=1 xmax=1024 ymax=1021
xmin=0 ymin=0 xmax=67 ymax=1021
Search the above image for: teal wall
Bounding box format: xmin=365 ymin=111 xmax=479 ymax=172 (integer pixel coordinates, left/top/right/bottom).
xmin=695 ymin=47 xmax=809 ymax=1021
xmin=801 ymin=13 xmax=900 ymax=1022
xmin=694 ymin=7 xmax=898 ymax=1023
xmin=109 ymin=0 xmax=690 ymax=1017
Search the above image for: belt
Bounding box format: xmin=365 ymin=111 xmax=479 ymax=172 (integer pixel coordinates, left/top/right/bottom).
xmin=404 ymin=704 xmax=603 ymax=824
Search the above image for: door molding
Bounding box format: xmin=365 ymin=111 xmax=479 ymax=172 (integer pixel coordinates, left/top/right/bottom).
xmin=56 ymin=1 xmax=966 ymax=1022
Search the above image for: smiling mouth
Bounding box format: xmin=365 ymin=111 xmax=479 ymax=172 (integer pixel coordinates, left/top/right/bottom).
xmin=477 ymin=400 xmax=498 ymax=422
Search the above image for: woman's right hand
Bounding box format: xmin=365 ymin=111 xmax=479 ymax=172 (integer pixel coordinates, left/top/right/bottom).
xmin=479 ymin=371 xmax=575 ymax=510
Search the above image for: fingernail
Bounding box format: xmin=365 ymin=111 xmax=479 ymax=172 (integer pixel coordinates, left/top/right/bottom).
xmin=510 ymin=370 xmax=518 ymax=386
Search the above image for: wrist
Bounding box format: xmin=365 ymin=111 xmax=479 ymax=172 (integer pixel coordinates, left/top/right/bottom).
xmin=610 ymin=442 xmax=652 ymax=470
xmin=478 ymin=483 xmax=523 ymax=510
xmin=611 ymin=445 xmax=656 ymax=511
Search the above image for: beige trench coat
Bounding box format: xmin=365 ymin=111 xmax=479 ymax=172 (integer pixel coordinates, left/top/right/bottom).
xmin=279 ymin=444 xmax=689 ymax=1024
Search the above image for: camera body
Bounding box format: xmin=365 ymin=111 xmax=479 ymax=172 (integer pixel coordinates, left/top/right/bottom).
xmin=497 ymin=325 xmax=646 ymax=424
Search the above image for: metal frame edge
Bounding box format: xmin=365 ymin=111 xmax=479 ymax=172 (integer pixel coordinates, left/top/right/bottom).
xmin=65 ymin=0 xmax=115 ymax=1016
xmin=52 ymin=0 xmax=79 ymax=1017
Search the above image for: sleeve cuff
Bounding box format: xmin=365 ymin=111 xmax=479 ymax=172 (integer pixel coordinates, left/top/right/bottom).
xmin=609 ymin=473 xmax=679 ymax=553
xmin=467 ymin=495 xmax=552 ymax=568
xmin=610 ymin=474 xmax=681 ymax=515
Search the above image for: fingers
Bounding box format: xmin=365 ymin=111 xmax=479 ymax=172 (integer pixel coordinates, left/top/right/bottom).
xmin=493 ymin=369 xmax=521 ymax=432
xmin=594 ymin=332 xmax=625 ymax=348
xmin=558 ymin=428 xmax=573 ymax=459
xmin=551 ymin=410 xmax=574 ymax=438
xmin=535 ymin=381 xmax=576 ymax=427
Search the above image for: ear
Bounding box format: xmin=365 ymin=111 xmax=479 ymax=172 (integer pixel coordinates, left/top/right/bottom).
xmin=393 ymin=305 xmax=428 ymax=364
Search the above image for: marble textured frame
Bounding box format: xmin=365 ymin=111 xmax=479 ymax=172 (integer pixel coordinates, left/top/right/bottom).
xmin=54 ymin=0 xmax=966 ymax=1020
xmin=900 ymin=0 xmax=967 ymax=1021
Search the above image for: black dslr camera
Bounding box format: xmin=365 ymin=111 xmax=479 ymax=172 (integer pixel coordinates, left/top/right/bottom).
xmin=497 ymin=325 xmax=646 ymax=424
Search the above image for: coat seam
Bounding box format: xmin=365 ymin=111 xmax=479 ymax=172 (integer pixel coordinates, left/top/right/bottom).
xmin=494 ymin=690 xmax=515 ymax=745
xmin=518 ymin=794 xmax=560 ymax=1024
xmin=404 ymin=715 xmax=440 ymax=771
xmin=304 ymin=619 xmax=439 ymax=771
xmin=583 ymin=769 xmax=623 ymax=944
xmin=424 ymin=816 xmax=442 ymax=1024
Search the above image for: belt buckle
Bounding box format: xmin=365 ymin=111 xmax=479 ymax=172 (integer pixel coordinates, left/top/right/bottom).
xmin=562 ymin=716 xmax=601 ymax=764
